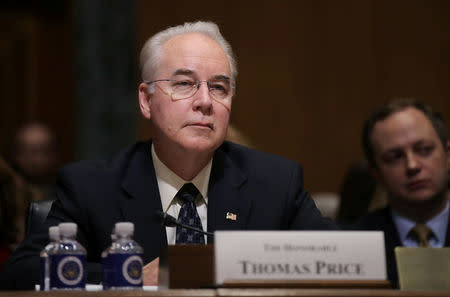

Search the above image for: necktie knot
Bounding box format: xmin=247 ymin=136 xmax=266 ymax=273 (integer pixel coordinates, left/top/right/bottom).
xmin=178 ymin=183 xmax=199 ymax=203
xmin=410 ymin=223 xmax=432 ymax=247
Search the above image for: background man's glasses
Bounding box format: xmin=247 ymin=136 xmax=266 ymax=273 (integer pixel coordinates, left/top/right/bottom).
xmin=145 ymin=79 xmax=232 ymax=101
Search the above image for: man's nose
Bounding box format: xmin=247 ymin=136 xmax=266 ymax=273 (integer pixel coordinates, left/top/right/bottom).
xmin=193 ymin=82 xmax=213 ymax=114
xmin=405 ymin=152 xmax=421 ymax=176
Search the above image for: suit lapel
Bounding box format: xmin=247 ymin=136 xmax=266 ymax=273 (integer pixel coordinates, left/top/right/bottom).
xmin=207 ymin=146 xmax=249 ymax=243
xmin=385 ymin=207 xmax=402 ymax=248
xmin=118 ymin=142 xmax=255 ymax=248
xmin=384 ymin=207 xmax=401 ymax=288
xmin=120 ymin=141 xmax=167 ymax=262
xmin=445 ymin=211 xmax=450 ymax=246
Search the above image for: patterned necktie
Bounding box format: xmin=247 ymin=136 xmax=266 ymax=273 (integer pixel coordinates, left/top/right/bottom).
xmin=410 ymin=223 xmax=432 ymax=247
xmin=175 ymin=183 xmax=205 ymax=244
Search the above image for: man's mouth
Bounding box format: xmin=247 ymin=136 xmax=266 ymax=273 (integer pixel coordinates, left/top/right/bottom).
xmin=407 ymin=179 xmax=429 ymax=191
xmin=187 ymin=122 xmax=213 ymax=130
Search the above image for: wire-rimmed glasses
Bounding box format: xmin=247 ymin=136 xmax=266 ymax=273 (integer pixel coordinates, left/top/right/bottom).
xmin=145 ymin=78 xmax=232 ymax=102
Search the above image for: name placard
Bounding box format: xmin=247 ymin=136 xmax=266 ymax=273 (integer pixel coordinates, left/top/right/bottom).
xmin=214 ymin=231 xmax=386 ymax=285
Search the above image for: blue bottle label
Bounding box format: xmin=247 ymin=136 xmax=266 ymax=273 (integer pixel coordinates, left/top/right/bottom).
xmin=107 ymin=253 xmax=143 ymax=287
xmin=102 ymin=254 xmax=111 ymax=290
xmin=50 ymin=254 xmax=86 ymax=289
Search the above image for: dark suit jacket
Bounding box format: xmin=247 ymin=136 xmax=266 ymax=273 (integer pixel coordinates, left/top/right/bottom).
xmin=351 ymin=207 xmax=450 ymax=288
xmin=0 ymin=141 xmax=336 ymax=290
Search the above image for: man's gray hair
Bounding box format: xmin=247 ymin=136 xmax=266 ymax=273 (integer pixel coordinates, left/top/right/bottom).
xmin=140 ymin=21 xmax=237 ymax=88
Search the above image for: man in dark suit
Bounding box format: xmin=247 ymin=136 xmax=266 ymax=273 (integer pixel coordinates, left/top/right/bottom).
xmin=353 ymin=99 xmax=450 ymax=287
xmin=0 ymin=21 xmax=336 ymax=290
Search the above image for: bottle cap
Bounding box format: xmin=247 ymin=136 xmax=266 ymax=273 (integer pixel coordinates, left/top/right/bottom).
xmin=49 ymin=226 xmax=60 ymax=241
xmin=114 ymin=222 xmax=134 ymax=237
xmin=58 ymin=222 xmax=77 ymax=237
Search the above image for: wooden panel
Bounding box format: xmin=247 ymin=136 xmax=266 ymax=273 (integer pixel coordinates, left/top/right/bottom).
xmin=0 ymin=5 xmax=74 ymax=165
xmin=0 ymin=13 xmax=39 ymax=153
xmin=136 ymin=0 xmax=450 ymax=193
xmin=0 ymin=288 xmax=449 ymax=297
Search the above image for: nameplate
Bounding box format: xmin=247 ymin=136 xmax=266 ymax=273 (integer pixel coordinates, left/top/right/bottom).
xmin=396 ymin=247 xmax=450 ymax=290
xmin=214 ymin=231 xmax=386 ymax=284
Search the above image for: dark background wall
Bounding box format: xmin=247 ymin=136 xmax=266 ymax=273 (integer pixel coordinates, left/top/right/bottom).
xmin=1 ymin=0 xmax=449 ymax=193
xmin=0 ymin=1 xmax=74 ymax=168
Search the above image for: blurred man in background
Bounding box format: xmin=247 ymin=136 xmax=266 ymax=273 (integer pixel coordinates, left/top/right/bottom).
xmin=0 ymin=157 xmax=31 ymax=268
xmin=8 ymin=122 xmax=59 ymax=201
xmin=354 ymin=99 xmax=450 ymax=287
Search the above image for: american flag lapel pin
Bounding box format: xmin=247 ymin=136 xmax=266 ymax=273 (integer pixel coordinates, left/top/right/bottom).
xmin=226 ymin=212 xmax=237 ymax=221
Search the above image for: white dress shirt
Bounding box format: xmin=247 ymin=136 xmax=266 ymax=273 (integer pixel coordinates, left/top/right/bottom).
xmin=151 ymin=144 xmax=211 ymax=244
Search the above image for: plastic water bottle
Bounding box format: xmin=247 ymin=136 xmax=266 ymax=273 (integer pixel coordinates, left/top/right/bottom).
xmin=103 ymin=222 xmax=143 ymax=290
xmin=40 ymin=226 xmax=60 ymax=291
xmin=49 ymin=222 xmax=87 ymax=290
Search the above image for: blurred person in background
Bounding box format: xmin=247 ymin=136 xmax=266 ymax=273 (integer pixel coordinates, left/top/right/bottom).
xmin=7 ymin=122 xmax=60 ymax=201
xmin=337 ymin=160 xmax=387 ymax=226
xmin=352 ymin=99 xmax=450 ymax=287
xmin=225 ymin=124 xmax=253 ymax=148
xmin=0 ymin=157 xmax=32 ymax=269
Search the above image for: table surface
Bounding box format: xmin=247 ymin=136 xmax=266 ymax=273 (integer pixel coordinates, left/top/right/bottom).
xmin=1 ymin=288 xmax=450 ymax=297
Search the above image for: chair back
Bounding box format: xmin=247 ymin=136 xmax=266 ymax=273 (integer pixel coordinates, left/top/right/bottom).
xmin=25 ymin=200 xmax=54 ymax=236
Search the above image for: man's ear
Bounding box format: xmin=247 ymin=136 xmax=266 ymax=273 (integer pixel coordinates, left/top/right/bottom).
xmin=138 ymin=83 xmax=151 ymax=120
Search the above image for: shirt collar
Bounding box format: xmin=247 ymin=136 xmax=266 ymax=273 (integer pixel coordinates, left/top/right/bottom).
xmin=427 ymin=201 xmax=449 ymax=244
xmin=392 ymin=201 xmax=449 ymax=245
xmin=151 ymin=143 xmax=211 ymax=212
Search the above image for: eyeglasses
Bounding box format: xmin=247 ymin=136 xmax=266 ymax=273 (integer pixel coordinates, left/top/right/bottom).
xmin=145 ymin=79 xmax=232 ymax=101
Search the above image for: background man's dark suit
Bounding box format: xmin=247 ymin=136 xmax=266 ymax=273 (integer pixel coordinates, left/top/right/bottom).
xmin=1 ymin=140 xmax=336 ymax=289
xmin=352 ymin=207 xmax=450 ymax=288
